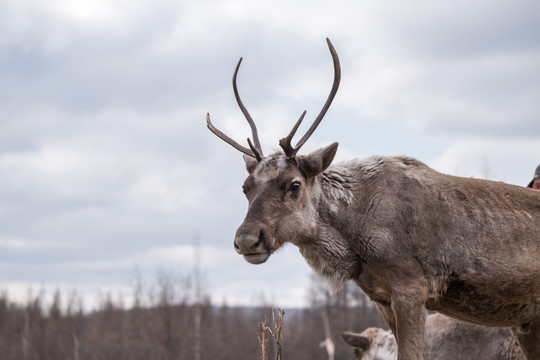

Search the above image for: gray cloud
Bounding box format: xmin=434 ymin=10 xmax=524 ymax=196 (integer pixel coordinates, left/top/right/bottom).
xmin=0 ymin=0 xmax=539 ymax=308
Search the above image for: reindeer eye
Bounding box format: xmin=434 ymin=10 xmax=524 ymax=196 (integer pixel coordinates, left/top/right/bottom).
xmin=289 ymin=181 xmax=301 ymax=193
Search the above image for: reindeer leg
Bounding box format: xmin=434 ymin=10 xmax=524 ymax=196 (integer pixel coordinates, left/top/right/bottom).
xmin=373 ymin=294 xmax=426 ymax=360
xmin=510 ymin=319 xmax=540 ymax=360
xmin=375 ymin=302 xmax=397 ymax=334
xmin=391 ymin=290 xmax=427 ymax=360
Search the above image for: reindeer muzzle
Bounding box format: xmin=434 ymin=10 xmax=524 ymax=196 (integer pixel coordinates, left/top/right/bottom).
xmin=234 ymin=229 xmax=270 ymax=264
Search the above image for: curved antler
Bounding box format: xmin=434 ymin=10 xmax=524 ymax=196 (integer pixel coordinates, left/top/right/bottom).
xmin=233 ymin=58 xmax=264 ymax=158
xmin=206 ymin=113 xmax=261 ymax=159
xmin=279 ymin=38 xmax=341 ymax=158
xmin=206 ymin=57 xmax=264 ymax=161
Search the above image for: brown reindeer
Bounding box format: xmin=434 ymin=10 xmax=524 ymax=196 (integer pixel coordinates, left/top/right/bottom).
xmin=206 ymin=39 xmax=540 ymax=360
xmin=341 ymin=313 xmax=524 ymax=360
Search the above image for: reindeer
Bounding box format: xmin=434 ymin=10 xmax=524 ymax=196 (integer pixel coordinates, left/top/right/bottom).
xmin=206 ymin=39 xmax=540 ymax=360
xmin=341 ymin=313 xmax=525 ymax=360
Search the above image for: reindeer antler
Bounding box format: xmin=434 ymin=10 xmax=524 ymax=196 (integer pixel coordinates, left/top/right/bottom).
xmin=206 ymin=57 xmax=264 ymax=161
xmin=232 ymin=58 xmax=264 ymax=159
xmin=206 ymin=113 xmax=261 ymax=159
xmin=207 ymin=38 xmax=340 ymax=161
xmin=279 ymin=38 xmax=341 ymax=158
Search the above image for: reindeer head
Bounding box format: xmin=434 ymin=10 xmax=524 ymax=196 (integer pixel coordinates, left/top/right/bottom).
xmin=341 ymin=329 xmax=397 ymax=360
xmin=207 ymin=38 xmax=341 ymax=264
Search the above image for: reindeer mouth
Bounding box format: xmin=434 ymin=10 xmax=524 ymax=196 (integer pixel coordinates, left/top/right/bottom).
xmin=243 ymin=252 xmax=270 ymax=264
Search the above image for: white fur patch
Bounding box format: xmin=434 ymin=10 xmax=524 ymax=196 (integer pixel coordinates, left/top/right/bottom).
xmin=254 ymin=155 xmax=289 ymax=182
xmin=276 ymin=156 xmax=289 ymax=169
xmin=363 ymin=330 xmax=397 ymax=360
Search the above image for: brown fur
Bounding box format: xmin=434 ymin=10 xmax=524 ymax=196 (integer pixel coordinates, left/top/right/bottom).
xmin=342 ymin=313 xmax=525 ymax=360
xmin=232 ymin=151 xmax=540 ymax=360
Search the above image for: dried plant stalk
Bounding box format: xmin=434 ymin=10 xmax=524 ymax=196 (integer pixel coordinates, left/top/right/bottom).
xmin=258 ymin=319 xmax=269 ymax=360
xmin=257 ymin=308 xmax=286 ymax=360
xmin=271 ymin=308 xmax=285 ymax=360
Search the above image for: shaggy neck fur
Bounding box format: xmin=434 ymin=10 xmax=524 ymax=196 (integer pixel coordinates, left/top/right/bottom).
xmin=297 ymin=159 xmax=382 ymax=290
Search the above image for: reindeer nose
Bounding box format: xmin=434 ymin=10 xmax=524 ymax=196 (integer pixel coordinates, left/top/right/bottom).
xmin=234 ymin=230 xmax=265 ymax=254
xmin=234 ymin=229 xmax=270 ymax=264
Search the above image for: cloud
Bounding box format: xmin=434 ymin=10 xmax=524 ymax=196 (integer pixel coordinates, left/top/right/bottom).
xmin=430 ymin=138 xmax=540 ymax=185
xmin=0 ymin=0 xmax=539 ymax=309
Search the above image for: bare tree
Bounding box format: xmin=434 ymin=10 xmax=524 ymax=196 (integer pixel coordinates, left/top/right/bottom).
xmin=320 ymin=307 xmax=335 ymax=360
xmin=193 ymin=235 xmax=202 ymax=360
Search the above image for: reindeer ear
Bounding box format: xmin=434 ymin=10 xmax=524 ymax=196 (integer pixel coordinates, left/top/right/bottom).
xmin=299 ymin=142 xmax=338 ymax=178
xmin=341 ymin=331 xmax=371 ymax=351
xmin=243 ymin=154 xmax=259 ymax=174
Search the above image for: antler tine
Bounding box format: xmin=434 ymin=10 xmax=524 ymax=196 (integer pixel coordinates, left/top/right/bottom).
xmin=206 ymin=113 xmax=260 ymax=159
xmin=279 ymin=111 xmax=306 ymax=157
xmin=247 ymin=138 xmax=263 ymax=162
xmin=290 ymin=38 xmax=341 ymax=155
xmin=233 ymin=58 xmax=264 ymax=158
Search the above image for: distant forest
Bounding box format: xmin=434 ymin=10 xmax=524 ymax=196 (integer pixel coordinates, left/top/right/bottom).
xmin=0 ymin=271 xmax=386 ymax=360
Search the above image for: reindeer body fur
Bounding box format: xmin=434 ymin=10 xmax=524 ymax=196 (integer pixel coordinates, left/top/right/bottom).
xmin=306 ymin=155 xmax=540 ymax=326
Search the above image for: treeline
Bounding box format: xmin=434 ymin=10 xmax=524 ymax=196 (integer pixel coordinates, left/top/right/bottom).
xmin=0 ymin=274 xmax=385 ymax=360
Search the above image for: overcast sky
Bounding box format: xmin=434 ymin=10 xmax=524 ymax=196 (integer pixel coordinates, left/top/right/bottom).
xmin=0 ymin=0 xmax=539 ymax=309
